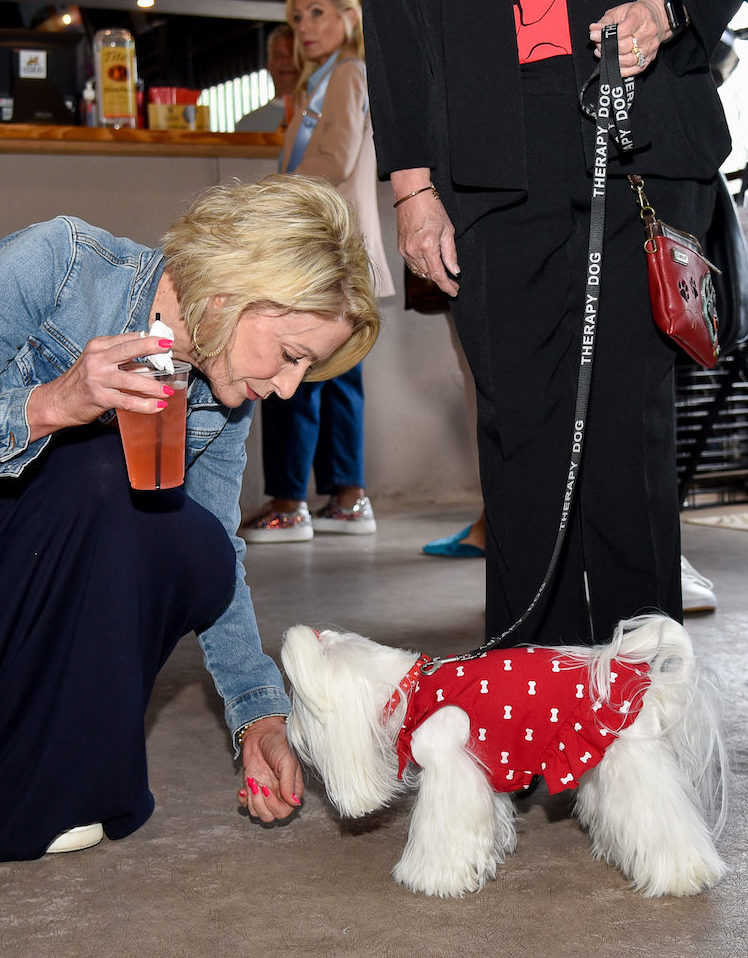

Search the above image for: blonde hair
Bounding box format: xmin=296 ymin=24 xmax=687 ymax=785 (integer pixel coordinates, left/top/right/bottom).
xmin=160 ymin=174 xmax=379 ymax=382
xmin=286 ymin=0 xmax=364 ymax=94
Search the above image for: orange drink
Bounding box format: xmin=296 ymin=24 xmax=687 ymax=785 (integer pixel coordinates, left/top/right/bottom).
xmin=117 ymin=360 xmax=190 ymax=490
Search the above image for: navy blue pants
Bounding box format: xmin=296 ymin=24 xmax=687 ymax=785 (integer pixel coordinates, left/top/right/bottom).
xmin=261 ymin=363 xmax=366 ymax=500
xmin=0 ymin=425 xmax=235 ymax=861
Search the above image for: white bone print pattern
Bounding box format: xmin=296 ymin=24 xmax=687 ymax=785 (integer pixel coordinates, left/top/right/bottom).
xmin=396 ymin=645 xmax=651 ymax=798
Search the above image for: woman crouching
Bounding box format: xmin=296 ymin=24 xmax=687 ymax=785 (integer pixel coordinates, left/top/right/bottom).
xmin=0 ymin=174 xmax=378 ymax=861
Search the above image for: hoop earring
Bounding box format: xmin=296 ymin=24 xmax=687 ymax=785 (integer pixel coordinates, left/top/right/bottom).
xmin=191 ymin=321 xmax=224 ymax=359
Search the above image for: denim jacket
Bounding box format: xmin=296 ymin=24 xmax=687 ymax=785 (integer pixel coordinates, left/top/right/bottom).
xmin=0 ymin=216 xmax=290 ymax=747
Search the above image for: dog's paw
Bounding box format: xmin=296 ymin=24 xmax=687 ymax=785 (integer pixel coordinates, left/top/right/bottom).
xmin=392 ymin=852 xmax=496 ymax=898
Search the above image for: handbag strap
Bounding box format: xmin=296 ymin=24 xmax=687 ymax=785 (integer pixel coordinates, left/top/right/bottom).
xmin=421 ymin=26 xmax=633 ymax=675
xmin=286 ymin=52 xmax=339 ymax=172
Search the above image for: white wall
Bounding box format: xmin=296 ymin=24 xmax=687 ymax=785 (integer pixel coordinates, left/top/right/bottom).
xmin=0 ymin=152 xmax=481 ymax=516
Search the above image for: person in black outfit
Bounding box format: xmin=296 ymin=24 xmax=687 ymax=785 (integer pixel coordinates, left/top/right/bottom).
xmin=361 ymin=0 xmax=741 ymax=646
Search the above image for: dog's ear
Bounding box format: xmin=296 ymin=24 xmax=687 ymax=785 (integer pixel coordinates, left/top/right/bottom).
xmin=281 ymin=625 xmax=335 ymax=716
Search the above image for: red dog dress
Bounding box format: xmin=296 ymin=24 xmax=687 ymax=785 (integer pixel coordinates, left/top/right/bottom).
xmin=396 ymin=649 xmax=651 ymax=794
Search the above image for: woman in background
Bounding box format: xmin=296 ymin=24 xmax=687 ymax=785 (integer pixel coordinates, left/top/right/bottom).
xmin=246 ymin=0 xmax=393 ymax=544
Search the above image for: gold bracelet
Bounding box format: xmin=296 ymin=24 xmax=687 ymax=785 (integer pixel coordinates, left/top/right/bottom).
xmin=393 ymin=183 xmax=439 ymax=208
xmin=235 ymin=715 xmax=287 ymax=748
xmin=235 ymin=722 xmax=253 ymax=747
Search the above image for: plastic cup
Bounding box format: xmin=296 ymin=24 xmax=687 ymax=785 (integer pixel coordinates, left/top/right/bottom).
xmin=117 ymin=360 xmax=190 ymax=490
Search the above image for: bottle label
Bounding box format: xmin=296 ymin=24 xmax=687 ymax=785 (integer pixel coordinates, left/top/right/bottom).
xmin=98 ymin=47 xmax=136 ymax=119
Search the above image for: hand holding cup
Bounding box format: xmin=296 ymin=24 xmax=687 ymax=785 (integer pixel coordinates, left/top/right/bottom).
xmin=25 ymin=331 xmax=178 ymax=444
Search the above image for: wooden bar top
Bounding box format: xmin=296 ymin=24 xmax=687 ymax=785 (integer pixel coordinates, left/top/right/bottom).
xmin=0 ymin=124 xmax=284 ymax=158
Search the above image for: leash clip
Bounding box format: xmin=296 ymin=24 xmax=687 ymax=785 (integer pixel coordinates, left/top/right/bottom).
xmin=419 ymin=658 xmax=443 ymax=675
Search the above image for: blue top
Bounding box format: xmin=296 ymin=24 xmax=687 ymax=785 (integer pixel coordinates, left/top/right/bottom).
xmin=0 ymin=216 xmax=291 ymax=745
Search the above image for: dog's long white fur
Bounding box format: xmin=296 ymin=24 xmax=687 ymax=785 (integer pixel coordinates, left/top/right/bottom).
xmin=281 ymin=615 xmax=728 ymax=898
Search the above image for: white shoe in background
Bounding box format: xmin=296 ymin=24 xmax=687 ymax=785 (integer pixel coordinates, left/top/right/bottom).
xmin=681 ymin=555 xmax=717 ymax=614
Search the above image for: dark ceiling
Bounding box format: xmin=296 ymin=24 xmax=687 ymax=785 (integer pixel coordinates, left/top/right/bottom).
xmin=0 ymin=2 xmax=280 ymax=88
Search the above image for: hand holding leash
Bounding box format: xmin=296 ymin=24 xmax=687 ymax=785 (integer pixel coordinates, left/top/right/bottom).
xmin=589 ymin=0 xmax=675 ymax=76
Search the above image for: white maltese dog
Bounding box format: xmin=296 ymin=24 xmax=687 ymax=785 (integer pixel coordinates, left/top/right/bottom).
xmin=281 ymin=615 xmax=728 ymax=898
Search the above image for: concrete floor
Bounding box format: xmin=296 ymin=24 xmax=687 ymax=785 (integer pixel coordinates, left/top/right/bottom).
xmin=1 ymin=502 xmax=746 ymax=958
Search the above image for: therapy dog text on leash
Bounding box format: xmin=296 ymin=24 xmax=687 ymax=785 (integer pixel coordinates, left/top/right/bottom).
xmin=281 ymin=615 xmax=728 ymax=898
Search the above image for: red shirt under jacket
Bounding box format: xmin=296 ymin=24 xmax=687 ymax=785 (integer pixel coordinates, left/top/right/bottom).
xmin=514 ymin=0 xmax=573 ymax=63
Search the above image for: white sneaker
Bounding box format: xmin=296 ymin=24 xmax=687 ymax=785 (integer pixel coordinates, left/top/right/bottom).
xmin=312 ymin=496 xmax=377 ymax=535
xmin=244 ymin=502 xmax=313 ymax=543
xmin=46 ymin=823 xmax=104 ymax=854
xmin=681 ymin=555 xmax=717 ymax=613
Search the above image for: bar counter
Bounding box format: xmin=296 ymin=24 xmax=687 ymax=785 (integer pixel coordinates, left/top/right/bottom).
xmin=0 ymin=123 xmax=283 ymax=158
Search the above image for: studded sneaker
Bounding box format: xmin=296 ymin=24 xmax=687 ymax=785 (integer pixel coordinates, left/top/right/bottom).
xmin=312 ymin=496 xmax=377 ymax=535
xmin=244 ymin=502 xmax=313 ymax=543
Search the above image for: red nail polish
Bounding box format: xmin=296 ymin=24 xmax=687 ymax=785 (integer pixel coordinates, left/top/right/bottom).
xmin=292 ymin=793 xmax=301 ymax=805
xmin=247 ymin=777 xmax=259 ymax=796
xmin=162 ymin=385 xmax=175 ymax=396
xmin=158 ymin=339 xmax=173 ymax=348
xmin=261 ymin=786 xmax=270 ymax=798
xmin=156 ymin=400 xmax=168 ymax=409
xmin=238 ymin=789 xmax=247 ymax=798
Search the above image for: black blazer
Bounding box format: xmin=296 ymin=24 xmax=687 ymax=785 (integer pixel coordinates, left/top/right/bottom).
xmin=362 ymin=0 xmax=741 ymax=235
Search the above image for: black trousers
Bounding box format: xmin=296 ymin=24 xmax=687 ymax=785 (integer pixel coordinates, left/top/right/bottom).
xmin=0 ymin=425 xmax=235 ymax=861
xmin=450 ymin=58 xmax=716 ymax=647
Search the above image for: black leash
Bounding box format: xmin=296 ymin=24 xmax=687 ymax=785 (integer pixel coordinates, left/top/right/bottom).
xmin=422 ymin=27 xmax=633 ymax=675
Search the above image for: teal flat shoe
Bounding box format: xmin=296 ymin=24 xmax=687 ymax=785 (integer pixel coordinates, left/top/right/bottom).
xmin=422 ymin=524 xmax=486 ymax=558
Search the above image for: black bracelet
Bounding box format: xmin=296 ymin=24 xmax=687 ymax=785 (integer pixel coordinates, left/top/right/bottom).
xmin=663 ymin=0 xmax=689 ymax=36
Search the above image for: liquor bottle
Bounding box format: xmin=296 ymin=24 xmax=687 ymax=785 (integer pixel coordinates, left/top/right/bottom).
xmin=79 ymin=80 xmax=98 ymax=126
xmin=93 ymin=28 xmax=138 ymax=129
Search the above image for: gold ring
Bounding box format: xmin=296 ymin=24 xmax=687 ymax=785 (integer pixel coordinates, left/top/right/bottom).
xmin=632 ymin=35 xmax=641 ymax=57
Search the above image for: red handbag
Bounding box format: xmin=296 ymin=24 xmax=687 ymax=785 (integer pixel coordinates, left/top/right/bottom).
xmin=630 ymin=175 xmax=721 ymax=368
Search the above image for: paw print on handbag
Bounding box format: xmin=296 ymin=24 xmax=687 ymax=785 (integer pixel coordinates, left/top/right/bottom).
xmin=689 ymin=276 xmax=699 ymax=299
xmin=678 ymin=278 xmax=690 ymax=302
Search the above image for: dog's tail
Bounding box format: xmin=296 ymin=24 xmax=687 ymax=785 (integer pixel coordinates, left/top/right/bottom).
xmin=586 ymin=614 xmax=729 ymax=839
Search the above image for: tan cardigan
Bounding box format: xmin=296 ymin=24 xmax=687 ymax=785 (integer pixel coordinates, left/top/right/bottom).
xmin=281 ymin=58 xmax=394 ymax=299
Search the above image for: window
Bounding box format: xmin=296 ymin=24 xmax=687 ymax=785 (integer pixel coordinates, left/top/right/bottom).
xmin=198 ymin=68 xmax=274 ymax=132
